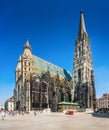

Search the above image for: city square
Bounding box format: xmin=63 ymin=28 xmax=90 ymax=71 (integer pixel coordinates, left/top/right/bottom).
xmin=0 ymin=111 xmax=109 ymax=130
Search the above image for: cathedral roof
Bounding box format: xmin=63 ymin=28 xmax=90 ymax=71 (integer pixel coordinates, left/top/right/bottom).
xmin=33 ymin=55 xmax=72 ymax=81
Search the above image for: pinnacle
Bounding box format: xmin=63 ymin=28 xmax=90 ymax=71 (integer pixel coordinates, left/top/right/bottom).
xmin=24 ymin=39 xmax=31 ymax=50
xmin=78 ymin=10 xmax=88 ymax=37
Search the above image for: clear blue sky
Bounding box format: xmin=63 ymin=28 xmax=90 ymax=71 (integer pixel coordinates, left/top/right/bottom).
xmin=0 ymin=0 xmax=109 ymax=105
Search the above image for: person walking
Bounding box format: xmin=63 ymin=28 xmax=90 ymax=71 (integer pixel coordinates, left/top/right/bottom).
xmin=1 ymin=110 xmax=5 ymax=120
xmin=34 ymin=110 xmax=37 ymax=116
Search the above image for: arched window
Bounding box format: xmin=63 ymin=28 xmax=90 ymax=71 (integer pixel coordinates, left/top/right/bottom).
xmin=78 ymin=69 xmax=81 ymax=82
xmin=28 ymin=62 xmax=30 ymax=66
xmin=79 ymin=46 xmax=81 ymax=57
xmin=61 ymin=93 xmax=64 ymax=102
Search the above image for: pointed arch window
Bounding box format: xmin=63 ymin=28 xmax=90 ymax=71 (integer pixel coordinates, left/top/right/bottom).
xmin=78 ymin=69 xmax=81 ymax=82
xmin=29 ymin=62 xmax=31 ymax=66
xmin=82 ymin=42 xmax=84 ymax=55
xmin=79 ymin=46 xmax=81 ymax=57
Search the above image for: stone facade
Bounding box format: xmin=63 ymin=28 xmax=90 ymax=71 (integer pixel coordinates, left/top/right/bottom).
xmin=5 ymin=96 xmax=14 ymax=111
xmin=14 ymin=11 xmax=96 ymax=111
xmin=73 ymin=11 xmax=96 ymax=109
xmin=14 ymin=41 xmax=73 ymax=111
xmin=96 ymin=93 xmax=109 ymax=110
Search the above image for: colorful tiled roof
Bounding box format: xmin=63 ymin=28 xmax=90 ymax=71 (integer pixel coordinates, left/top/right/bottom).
xmin=33 ymin=55 xmax=72 ymax=81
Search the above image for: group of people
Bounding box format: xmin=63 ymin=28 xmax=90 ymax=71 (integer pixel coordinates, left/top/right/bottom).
xmin=1 ymin=109 xmax=47 ymax=120
xmin=34 ymin=109 xmax=43 ymax=116
xmin=0 ymin=109 xmax=29 ymax=120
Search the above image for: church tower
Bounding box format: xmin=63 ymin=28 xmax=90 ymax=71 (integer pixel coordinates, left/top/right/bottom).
xmin=73 ymin=11 xmax=96 ymax=109
xmin=20 ymin=40 xmax=33 ymax=111
xmin=22 ymin=40 xmax=33 ymax=83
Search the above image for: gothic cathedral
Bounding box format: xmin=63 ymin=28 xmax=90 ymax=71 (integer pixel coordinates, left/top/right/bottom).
xmin=14 ymin=11 xmax=96 ymax=112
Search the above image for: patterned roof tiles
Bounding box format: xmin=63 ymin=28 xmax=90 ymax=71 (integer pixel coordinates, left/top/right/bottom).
xmin=33 ymin=55 xmax=72 ymax=81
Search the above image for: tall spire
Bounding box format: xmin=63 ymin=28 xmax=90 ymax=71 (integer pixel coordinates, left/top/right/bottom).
xmin=78 ymin=10 xmax=88 ymax=37
xmin=73 ymin=11 xmax=96 ymax=109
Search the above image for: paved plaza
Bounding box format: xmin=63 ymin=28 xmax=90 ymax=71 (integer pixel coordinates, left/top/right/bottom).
xmin=0 ymin=111 xmax=109 ymax=130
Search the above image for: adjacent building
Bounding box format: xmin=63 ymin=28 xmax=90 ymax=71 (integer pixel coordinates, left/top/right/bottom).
xmin=73 ymin=11 xmax=96 ymax=109
xmin=5 ymin=96 xmax=14 ymax=111
xmin=96 ymin=93 xmax=109 ymax=110
xmin=0 ymin=104 xmax=4 ymax=110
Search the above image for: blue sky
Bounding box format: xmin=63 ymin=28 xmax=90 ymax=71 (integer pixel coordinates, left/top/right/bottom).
xmin=0 ymin=0 xmax=109 ymax=105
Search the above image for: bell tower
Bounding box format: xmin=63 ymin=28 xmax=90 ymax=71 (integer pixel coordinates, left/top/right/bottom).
xmin=73 ymin=11 xmax=96 ymax=109
xmin=21 ymin=40 xmax=33 ymax=83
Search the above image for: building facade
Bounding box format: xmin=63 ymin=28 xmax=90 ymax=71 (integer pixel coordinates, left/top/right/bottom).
xmin=14 ymin=11 xmax=96 ymax=111
xmin=5 ymin=96 xmax=14 ymax=111
xmin=14 ymin=41 xmax=73 ymax=111
xmin=0 ymin=104 xmax=4 ymax=111
xmin=96 ymin=93 xmax=109 ymax=110
xmin=73 ymin=11 xmax=96 ymax=109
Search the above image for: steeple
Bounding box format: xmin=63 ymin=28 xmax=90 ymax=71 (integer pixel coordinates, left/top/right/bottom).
xmin=78 ymin=10 xmax=88 ymax=38
xmin=73 ymin=11 xmax=96 ymax=109
xmin=24 ymin=40 xmax=31 ymax=51
xmin=22 ymin=40 xmax=32 ymax=58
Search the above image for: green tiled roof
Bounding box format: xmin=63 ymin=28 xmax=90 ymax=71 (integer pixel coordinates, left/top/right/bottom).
xmin=33 ymin=55 xmax=72 ymax=81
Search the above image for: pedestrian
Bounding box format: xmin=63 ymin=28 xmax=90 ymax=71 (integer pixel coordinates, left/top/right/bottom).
xmin=22 ymin=111 xmax=24 ymax=116
xmin=4 ymin=111 xmax=6 ymax=117
xmin=1 ymin=110 xmax=5 ymax=120
xmin=34 ymin=110 xmax=37 ymax=116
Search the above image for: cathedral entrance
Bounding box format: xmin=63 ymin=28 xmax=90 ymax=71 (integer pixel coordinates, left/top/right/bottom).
xmin=16 ymin=101 xmax=20 ymax=110
xmin=30 ymin=76 xmax=49 ymax=110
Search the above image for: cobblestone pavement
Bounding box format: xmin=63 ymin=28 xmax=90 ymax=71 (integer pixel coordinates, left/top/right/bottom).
xmin=0 ymin=111 xmax=109 ymax=130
